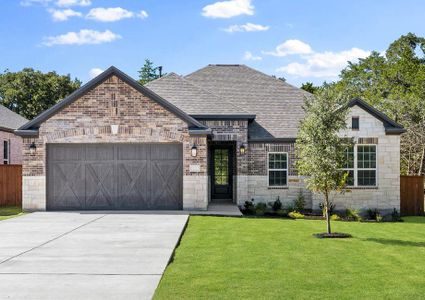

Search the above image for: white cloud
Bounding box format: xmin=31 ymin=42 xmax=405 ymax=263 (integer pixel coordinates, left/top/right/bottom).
xmin=264 ymin=39 xmax=313 ymax=57
xmin=55 ymin=0 xmax=91 ymax=7
xmin=137 ymin=10 xmax=149 ymax=19
xmin=202 ymin=0 xmax=254 ymax=18
xmin=224 ymin=23 xmax=269 ymax=33
xmin=86 ymin=7 xmax=137 ymax=22
xmin=277 ymin=47 xmax=370 ymax=78
xmin=48 ymin=8 xmax=82 ymax=21
xmin=243 ymin=51 xmax=262 ymax=61
xmin=20 ymin=0 xmax=52 ymax=6
xmin=42 ymin=29 xmax=121 ymax=46
xmin=89 ymin=68 xmax=104 ymax=79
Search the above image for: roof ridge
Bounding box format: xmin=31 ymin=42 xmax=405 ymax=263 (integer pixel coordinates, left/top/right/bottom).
xmin=180 ymin=75 xmax=249 ymax=114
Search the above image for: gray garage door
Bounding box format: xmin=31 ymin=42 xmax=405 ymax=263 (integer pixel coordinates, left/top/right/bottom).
xmin=47 ymin=143 xmax=183 ymax=210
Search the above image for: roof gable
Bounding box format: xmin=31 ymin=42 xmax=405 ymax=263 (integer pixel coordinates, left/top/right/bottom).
xmin=347 ymin=98 xmax=406 ymax=135
xmin=17 ymin=66 xmax=206 ymax=133
xmin=0 ymin=105 xmax=28 ymax=132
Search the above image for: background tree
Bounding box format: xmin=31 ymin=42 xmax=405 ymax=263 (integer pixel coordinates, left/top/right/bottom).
xmin=300 ymin=82 xmax=320 ymax=94
xmin=327 ymin=32 xmax=425 ymax=175
xmin=0 ymin=68 xmax=81 ymax=119
xmin=138 ymin=59 xmax=165 ymax=85
xmin=296 ymin=89 xmax=351 ymax=235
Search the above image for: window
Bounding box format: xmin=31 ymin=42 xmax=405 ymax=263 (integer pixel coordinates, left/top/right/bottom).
xmin=352 ymin=117 xmax=359 ymax=130
xmin=214 ymin=149 xmax=229 ymax=185
xmin=268 ymin=152 xmax=288 ymax=187
xmin=357 ymin=145 xmax=376 ymax=186
xmin=3 ymin=140 xmax=9 ymax=165
xmin=343 ymin=144 xmax=377 ymax=187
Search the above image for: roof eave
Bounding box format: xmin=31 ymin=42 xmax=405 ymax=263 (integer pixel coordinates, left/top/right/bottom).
xmin=191 ymin=114 xmax=256 ymax=120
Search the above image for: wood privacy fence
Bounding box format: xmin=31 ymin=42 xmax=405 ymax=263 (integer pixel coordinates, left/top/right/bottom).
xmin=0 ymin=165 xmax=22 ymax=207
xmin=400 ymin=175 xmax=424 ymax=216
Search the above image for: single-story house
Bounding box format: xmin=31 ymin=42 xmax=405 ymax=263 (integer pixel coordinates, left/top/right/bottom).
xmin=0 ymin=105 xmax=28 ymax=164
xmin=15 ymin=65 xmax=405 ymax=212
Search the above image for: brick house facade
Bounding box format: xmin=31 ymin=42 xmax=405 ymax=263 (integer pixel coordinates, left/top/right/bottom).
xmin=17 ymin=66 xmax=405 ymax=213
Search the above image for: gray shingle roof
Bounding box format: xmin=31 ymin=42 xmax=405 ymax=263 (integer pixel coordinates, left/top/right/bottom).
xmin=184 ymin=64 xmax=311 ymax=139
xmin=145 ymin=72 xmax=249 ymax=115
xmin=0 ymin=105 xmax=28 ymax=132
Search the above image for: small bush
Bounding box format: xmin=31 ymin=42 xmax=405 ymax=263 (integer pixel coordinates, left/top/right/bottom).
xmin=366 ymin=208 xmax=379 ymax=220
xmin=330 ymin=214 xmax=341 ymax=221
xmin=345 ymin=208 xmax=361 ymax=221
xmin=244 ymin=199 xmax=255 ymax=214
xmin=293 ymin=190 xmax=305 ymax=212
xmin=288 ymin=211 xmax=305 ymax=219
xmin=255 ymin=202 xmax=267 ymax=216
xmin=391 ymin=208 xmax=402 ymax=222
xmin=268 ymin=196 xmax=283 ymax=212
xmin=319 ymin=202 xmax=335 ymax=217
xmin=376 ymin=213 xmax=383 ymax=222
xmin=276 ymin=209 xmax=287 ymax=216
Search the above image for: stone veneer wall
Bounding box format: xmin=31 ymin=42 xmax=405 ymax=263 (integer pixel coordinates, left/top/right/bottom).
xmin=247 ymin=142 xmax=312 ymax=208
xmin=22 ymin=75 xmax=208 ymax=211
xmin=312 ymin=105 xmax=401 ymax=213
xmin=0 ymin=130 xmax=23 ymax=164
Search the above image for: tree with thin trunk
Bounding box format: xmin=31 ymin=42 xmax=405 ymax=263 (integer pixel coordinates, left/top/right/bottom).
xmin=296 ymin=89 xmax=352 ymax=235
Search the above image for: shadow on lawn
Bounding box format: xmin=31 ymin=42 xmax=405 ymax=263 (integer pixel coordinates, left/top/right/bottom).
xmin=364 ymin=238 xmax=425 ymax=248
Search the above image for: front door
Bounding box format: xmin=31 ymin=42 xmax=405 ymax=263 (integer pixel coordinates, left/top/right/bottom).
xmin=211 ymin=147 xmax=233 ymax=200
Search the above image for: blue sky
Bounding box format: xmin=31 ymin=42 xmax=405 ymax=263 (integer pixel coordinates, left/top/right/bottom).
xmin=1 ymin=0 xmax=425 ymax=86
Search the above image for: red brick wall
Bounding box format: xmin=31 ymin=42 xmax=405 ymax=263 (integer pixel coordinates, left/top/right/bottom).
xmin=0 ymin=130 xmax=23 ymax=164
xmin=22 ymin=75 xmax=207 ymax=176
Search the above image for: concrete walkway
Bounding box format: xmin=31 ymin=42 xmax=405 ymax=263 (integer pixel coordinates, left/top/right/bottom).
xmin=0 ymin=212 xmax=188 ymax=300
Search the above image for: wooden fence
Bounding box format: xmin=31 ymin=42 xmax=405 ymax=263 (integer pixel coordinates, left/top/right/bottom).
xmin=0 ymin=165 xmax=22 ymax=207
xmin=400 ymin=175 xmax=424 ymax=216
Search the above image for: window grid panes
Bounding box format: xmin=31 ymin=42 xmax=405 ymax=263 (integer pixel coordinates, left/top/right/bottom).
xmin=268 ymin=153 xmax=288 ymax=187
xmin=214 ymin=149 xmax=229 ymax=185
xmin=343 ymin=145 xmax=377 ymax=187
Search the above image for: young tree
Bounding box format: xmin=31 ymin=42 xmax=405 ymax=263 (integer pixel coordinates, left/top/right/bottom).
xmin=0 ymin=68 xmax=81 ymax=119
xmin=138 ymin=59 xmax=165 ymax=85
xmin=296 ymin=89 xmax=351 ymax=234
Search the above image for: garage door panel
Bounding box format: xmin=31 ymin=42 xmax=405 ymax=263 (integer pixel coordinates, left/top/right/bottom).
xmin=47 ymin=143 xmax=183 ymax=210
xmin=85 ymin=163 xmax=115 ymax=209
xmin=117 ymin=162 xmax=149 ymax=209
xmin=151 ymin=161 xmax=182 ymax=209
xmin=49 ymin=162 xmax=85 ymax=210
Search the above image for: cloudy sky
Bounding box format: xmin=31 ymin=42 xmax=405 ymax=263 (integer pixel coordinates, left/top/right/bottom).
xmin=1 ymin=0 xmax=425 ymax=86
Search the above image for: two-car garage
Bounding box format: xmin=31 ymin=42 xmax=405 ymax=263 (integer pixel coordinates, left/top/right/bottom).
xmin=46 ymin=143 xmax=183 ymax=210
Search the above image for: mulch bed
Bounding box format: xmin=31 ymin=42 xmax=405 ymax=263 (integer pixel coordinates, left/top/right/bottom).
xmin=313 ymin=232 xmax=352 ymax=239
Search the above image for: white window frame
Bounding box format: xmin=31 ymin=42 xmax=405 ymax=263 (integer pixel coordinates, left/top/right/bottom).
xmin=3 ymin=140 xmax=10 ymax=165
xmin=343 ymin=144 xmax=378 ymax=187
xmin=267 ymin=152 xmax=288 ymax=188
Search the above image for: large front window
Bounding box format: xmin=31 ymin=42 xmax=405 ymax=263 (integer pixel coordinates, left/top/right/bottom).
xmin=343 ymin=145 xmax=377 ymax=187
xmin=268 ymin=152 xmax=288 ymax=187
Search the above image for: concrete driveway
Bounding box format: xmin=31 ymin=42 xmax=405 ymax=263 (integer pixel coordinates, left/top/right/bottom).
xmin=0 ymin=212 xmax=188 ymax=300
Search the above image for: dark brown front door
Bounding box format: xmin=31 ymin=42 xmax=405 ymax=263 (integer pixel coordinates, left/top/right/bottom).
xmin=211 ymin=147 xmax=233 ymax=200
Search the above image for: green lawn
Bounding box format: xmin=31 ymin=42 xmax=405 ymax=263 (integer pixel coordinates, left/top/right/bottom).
xmin=0 ymin=206 xmax=25 ymax=221
xmin=155 ymin=216 xmax=425 ymax=300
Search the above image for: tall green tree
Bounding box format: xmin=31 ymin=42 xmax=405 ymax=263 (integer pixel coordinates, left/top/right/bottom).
xmin=300 ymin=82 xmax=320 ymax=94
xmin=296 ymin=89 xmax=351 ymax=234
xmin=138 ymin=59 xmax=165 ymax=85
xmin=329 ymin=33 xmax=425 ymax=175
xmin=0 ymin=68 xmax=81 ymax=119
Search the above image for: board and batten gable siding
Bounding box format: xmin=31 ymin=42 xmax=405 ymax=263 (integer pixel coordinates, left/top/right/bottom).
xmin=22 ymin=75 xmax=208 ymax=211
xmin=312 ymin=105 xmax=401 ymax=212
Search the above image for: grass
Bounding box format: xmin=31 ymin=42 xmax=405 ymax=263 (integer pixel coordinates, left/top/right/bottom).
xmin=0 ymin=206 xmax=25 ymax=221
xmin=155 ymin=216 xmax=425 ymax=300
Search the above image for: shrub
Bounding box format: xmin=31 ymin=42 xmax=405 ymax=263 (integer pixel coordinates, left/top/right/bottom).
xmin=276 ymin=209 xmax=287 ymax=217
xmin=255 ymin=202 xmax=267 ymax=216
xmin=319 ymin=201 xmax=335 ymax=217
xmin=244 ymin=199 xmax=255 ymax=214
xmin=330 ymin=214 xmax=341 ymax=221
xmin=288 ymin=211 xmax=305 ymax=219
xmin=391 ymin=208 xmax=402 ymax=222
xmin=345 ymin=208 xmax=361 ymax=221
xmin=376 ymin=213 xmax=383 ymax=222
xmin=293 ymin=190 xmax=305 ymax=212
xmin=268 ymin=196 xmax=283 ymax=212
xmin=366 ymin=208 xmax=379 ymax=220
